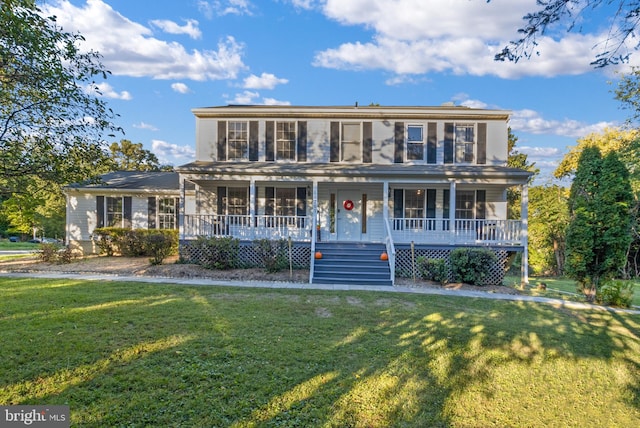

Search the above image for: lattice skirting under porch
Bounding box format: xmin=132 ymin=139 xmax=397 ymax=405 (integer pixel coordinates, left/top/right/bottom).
xmin=179 ymin=239 xmax=312 ymax=269
xmin=394 ymin=244 xmax=519 ymax=286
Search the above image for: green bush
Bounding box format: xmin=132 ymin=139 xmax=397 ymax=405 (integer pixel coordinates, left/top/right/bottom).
xmin=93 ymin=228 xmax=178 ymax=262
xmin=37 ymin=242 xmax=74 ymax=264
xmin=192 ymin=236 xmax=240 ymax=270
xmin=596 ymin=280 xmax=635 ymax=308
xmin=254 ymin=238 xmax=289 ymax=273
xmin=417 ymin=256 xmax=448 ymax=285
xmin=449 ymin=247 xmax=498 ymax=286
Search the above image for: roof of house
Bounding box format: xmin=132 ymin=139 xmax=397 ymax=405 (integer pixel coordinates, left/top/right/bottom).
xmin=65 ymin=171 xmax=180 ymax=191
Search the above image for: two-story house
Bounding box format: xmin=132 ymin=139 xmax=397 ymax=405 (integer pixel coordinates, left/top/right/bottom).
xmin=176 ymin=105 xmax=533 ymax=285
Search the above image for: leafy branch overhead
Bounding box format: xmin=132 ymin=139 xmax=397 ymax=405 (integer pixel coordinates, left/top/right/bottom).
xmin=0 ymin=0 xmax=121 ymax=195
xmin=492 ymin=0 xmax=640 ymax=67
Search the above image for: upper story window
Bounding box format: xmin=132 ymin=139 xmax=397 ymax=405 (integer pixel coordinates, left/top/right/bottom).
xmin=455 ymin=124 xmax=474 ymax=163
xmin=406 ymin=125 xmax=424 ymax=161
xmin=276 ymin=121 xmax=296 ymax=161
xmin=341 ymin=123 xmax=361 ymax=162
xmin=106 ymin=197 xmax=123 ymax=227
xmin=228 ymin=121 xmax=248 ymax=160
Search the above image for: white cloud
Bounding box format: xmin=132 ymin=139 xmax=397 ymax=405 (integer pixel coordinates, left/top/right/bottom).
xmin=243 ymin=73 xmax=289 ymax=89
xmin=44 ymin=0 xmax=247 ymax=81
xmin=171 ymin=82 xmax=191 ymax=94
xmin=89 ymin=82 xmax=132 ymax=100
xmin=133 ymin=122 xmax=158 ymax=131
xmin=225 ymin=91 xmax=291 ymax=105
xmin=197 ymin=0 xmax=254 ymax=18
xmin=311 ymin=0 xmax=640 ymax=79
xmin=150 ymin=18 xmax=202 ymax=39
xmin=151 ymin=140 xmax=195 ymax=163
xmin=510 ymin=109 xmax=616 ymax=138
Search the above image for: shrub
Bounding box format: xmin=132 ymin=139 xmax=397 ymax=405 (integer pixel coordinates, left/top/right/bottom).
xmin=38 ymin=243 xmax=59 ymax=263
xmin=254 ymin=238 xmax=289 ymax=273
xmin=192 ymin=236 xmax=240 ymax=270
xmin=449 ymin=247 xmax=498 ymax=286
xmin=93 ymin=228 xmax=178 ymax=261
xmin=417 ymin=257 xmax=448 ymax=285
xmin=596 ymin=280 xmax=635 ymax=308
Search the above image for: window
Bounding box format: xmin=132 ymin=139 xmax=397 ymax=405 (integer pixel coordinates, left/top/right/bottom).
xmin=455 ymin=124 xmax=474 ymax=163
xmin=106 ymin=197 xmax=122 ymax=227
xmin=227 ymin=187 xmax=248 ymax=216
xmin=276 ymin=122 xmax=296 ymax=161
xmin=455 ymin=191 xmax=475 ymax=219
xmin=341 ymin=123 xmax=361 ymax=162
xmin=158 ymin=198 xmax=176 ymax=229
xmin=276 ymin=188 xmax=296 ymax=224
xmin=406 ymin=125 xmax=424 ymax=161
xmin=228 ymin=121 xmax=248 ymax=160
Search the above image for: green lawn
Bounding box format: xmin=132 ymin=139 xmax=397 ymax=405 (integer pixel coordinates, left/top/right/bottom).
xmin=0 ymin=240 xmax=39 ymax=251
xmin=1 ymin=278 xmax=639 ymax=427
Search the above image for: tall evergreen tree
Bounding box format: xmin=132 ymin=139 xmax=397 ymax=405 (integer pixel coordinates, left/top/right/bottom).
xmin=565 ymin=147 xmax=634 ymax=301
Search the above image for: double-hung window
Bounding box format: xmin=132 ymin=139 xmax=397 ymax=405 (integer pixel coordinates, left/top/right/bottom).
xmin=276 ymin=121 xmax=296 ymax=161
xmin=406 ymin=125 xmax=424 ymax=161
xmin=228 ymin=121 xmax=248 ymax=160
xmin=276 ymin=188 xmax=296 ymax=225
xmin=455 ymin=191 xmax=475 ymax=220
xmin=341 ymin=123 xmax=361 ymax=162
xmin=106 ymin=197 xmax=123 ymax=227
xmin=455 ymin=124 xmax=474 ymax=163
xmin=158 ymin=198 xmax=176 ymax=229
xmin=404 ymin=189 xmax=425 ymax=229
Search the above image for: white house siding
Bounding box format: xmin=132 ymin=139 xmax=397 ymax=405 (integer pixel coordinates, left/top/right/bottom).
xmin=66 ymin=192 xmax=97 ymax=241
xmin=195 ymin=118 xmax=217 ymax=162
xmin=132 ymin=197 xmax=149 ymax=230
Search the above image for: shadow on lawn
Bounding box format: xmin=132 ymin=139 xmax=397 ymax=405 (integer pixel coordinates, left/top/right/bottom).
xmin=1 ymin=278 xmax=639 ymax=426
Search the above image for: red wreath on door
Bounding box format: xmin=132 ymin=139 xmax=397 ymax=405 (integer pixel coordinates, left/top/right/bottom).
xmin=343 ymin=199 xmax=354 ymax=210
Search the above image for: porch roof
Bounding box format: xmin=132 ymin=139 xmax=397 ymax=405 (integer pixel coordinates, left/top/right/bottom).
xmin=176 ymin=162 xmax=533 ymax=184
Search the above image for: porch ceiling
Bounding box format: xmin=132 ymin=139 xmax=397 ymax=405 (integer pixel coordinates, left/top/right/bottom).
xmin=176 ymin=161 xmax=532 ymax=184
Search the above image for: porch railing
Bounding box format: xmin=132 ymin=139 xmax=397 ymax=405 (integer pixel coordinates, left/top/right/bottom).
xmin=391 ymin=218 xmax=523 ymax=245
xmin=184 ymin=214 xmax=311 ymax=241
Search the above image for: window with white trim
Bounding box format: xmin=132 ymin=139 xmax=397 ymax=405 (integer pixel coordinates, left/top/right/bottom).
xmin=106 ymin=197 xmax=123 ymax=227
xmin=406 ymin=125 xmax=424 ymax=161
xmin=341 ymin=123 xmax=361 ymax=162
xmin=455 ymin=124 xmax=474 ymax=163
xmin=228 ymin=121 xmax=248 ymax=160
xmin=158 ymin=198 xmax=176 ymax=229
xmin=276 ymin=121 xmax=296 ymax=161
xmin=455 ymin=191 xmax=475 ymax=219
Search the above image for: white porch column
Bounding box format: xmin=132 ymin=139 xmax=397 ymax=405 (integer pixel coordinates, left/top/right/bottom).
xmin=383 ymin=181 xmax=389 ymax=221
xmin=521 ymin=183 xmax=529 ymax=285
xmin=249 ymin=179 xmax=256 ymax=239
xmin=312 ymin=181 xmax=318 ymax=241
xmin=179 ymin=176 xmax=185 ymax=242
xmin=449 ymin=180 xmax=456 ymax=243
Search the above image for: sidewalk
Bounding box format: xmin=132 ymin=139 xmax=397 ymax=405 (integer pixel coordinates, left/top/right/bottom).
xmin=2 ymin=270 xmax=639 ymax=315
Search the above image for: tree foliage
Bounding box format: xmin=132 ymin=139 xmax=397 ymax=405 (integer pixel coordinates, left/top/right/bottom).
xmin=528 ymin=185 xmax=569 ymax=275
xmin=492 ymin=0 xmax=640 ymax=67
xmin=0 ymin=0 xmax=120 ymax=196
xmin=565 ymin=147 xmax=634 ymax=301
xmin=507 ymin=128 xmax=538 ymax=219
xmin=107 ymin=140 xmax=170 ymax=172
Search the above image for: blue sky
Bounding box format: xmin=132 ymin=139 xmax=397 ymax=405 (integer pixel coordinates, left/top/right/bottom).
xmin=42 ymin=0 xmax=640 ymax=184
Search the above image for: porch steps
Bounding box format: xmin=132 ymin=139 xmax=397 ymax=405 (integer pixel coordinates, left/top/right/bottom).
xmin=312 ymin=242 xmax=392 ymax=286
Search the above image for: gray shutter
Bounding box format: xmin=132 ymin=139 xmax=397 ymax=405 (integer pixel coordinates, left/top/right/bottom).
xmin=477 ymin=123 xmax=487 ymax=164
xmin=217 ymin=187 xmax=226 ymax=215
xmin=394 ymin=122 xmax=404 ymax=163
xmin=426 ymin=189 xmax=436 ymax=218
xmin=174 ymin=198 xmax=180 ymax=230
xmin=217 ymin=121 xmax=227 ymax=161
xmin=249 ymin=121 xmax=259 ymax=161
xmin=393 ymin=189 xmax=404 ymax=219
xmin=330 ymin=121 xmax=339 ymax=162
xmin=148 ymin=197 xmax=157 ymax=229
xmin=427 ymin=122 xmax=437 ymax=164
xmin=265 ymin=121 xmax=275 ymax=161
xmin=265 ymin=187 xmax=274 ymax=216
xmin=363 ymin=121 xmax=372 ymax=163
xmin=297 ymin=121 xmax=307 ymax=162
xmin=443 ymin=189 xmax=450 ymax=230
xmin=476 ymin=190 xmax=486 ymax=219
xmin=123 ymin=197 xmax=132 ymax=229
xmin=96 ymin=196 xmax=105 ymax=228
xmin=444 ymin=123 xmax=454 ymax=164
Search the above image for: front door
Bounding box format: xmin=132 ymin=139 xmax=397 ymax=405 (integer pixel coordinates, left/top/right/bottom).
xmin=337 ymin=190 xmax=361 ymax=241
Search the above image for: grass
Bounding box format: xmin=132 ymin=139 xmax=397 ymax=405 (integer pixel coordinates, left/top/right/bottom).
xmin=1 ymin=278 xmax=639 ymax=427
xmin=504 ymin=275 xmax=640 ymax=307
xmin=0 ymin=240 xmax=39 ymax=251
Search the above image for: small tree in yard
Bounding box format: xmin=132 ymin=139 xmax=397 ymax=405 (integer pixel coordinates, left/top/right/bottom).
xmin=565 ymin=147 xmax=634 ymax=302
